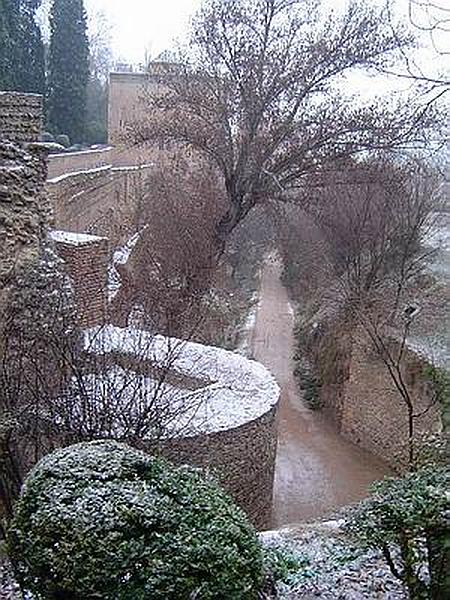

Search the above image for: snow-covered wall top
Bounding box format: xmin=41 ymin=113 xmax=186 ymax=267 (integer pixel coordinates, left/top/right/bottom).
xmin=50 ymin=230 xmax=107 ymax=246
xmin=84 ymin=325 xmax=280 ymax=438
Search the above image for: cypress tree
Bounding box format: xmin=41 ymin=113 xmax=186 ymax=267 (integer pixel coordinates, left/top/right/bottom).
xmin=17 ymin=0 xmax=46 ymax=94
xmin=47 ymin=0 xmax=89 ymax=143
xmin=0 ymin=1 xmax=45 ymax=93
xmin=0 ymin=0 xmax=20 ymax=90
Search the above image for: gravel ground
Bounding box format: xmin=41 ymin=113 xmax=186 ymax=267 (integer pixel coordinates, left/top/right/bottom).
xmin=261 ymin=521 xmax=407 ymax=600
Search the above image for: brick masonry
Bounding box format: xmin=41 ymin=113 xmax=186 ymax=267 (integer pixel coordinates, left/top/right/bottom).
xmin=50 ymin=232 xmax=109 ymax=328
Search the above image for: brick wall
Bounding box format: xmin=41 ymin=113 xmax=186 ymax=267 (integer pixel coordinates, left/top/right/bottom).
xmin=50 ymin=231 xmax=109 ymax=328
xmin=0 ymin=92 xmax=42 ymax=143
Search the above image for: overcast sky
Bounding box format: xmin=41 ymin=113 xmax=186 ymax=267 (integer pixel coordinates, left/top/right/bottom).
xmin=87 ymin=0 xmax=202 ymax=63
xmin=84 ymin=0 xmax=449 ymax=78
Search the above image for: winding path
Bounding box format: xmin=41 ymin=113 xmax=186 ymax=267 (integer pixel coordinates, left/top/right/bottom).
xmin=251 ymin=259 xmax=389 ymax=528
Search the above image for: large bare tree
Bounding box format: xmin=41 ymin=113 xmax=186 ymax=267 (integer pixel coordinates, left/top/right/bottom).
xmin=133 ymin=0 xmax=439 ymax=250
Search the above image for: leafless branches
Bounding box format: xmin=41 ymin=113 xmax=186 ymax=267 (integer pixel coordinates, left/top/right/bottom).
xmin=0 ymin=244 xmax=212 ymax=528
xmin=131 ymin=0 xmax=440 ymax=248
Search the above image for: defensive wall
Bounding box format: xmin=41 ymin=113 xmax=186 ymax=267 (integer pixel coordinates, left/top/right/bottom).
xmin=316 ymin=324 xmax=443 ymax=470
xmin=0 ymin=92 xmax=49 ymax=338
xmin=85 ymin=325 xmax=281 ymax=529
xmin=47 ymin=163 xmax=152 ymax=248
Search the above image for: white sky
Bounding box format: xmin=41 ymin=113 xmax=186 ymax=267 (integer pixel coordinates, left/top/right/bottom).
xmin=84 ymin=0 xmax=449 ymax=78
xmin=87 ymin=0 xmax=202 ymax=63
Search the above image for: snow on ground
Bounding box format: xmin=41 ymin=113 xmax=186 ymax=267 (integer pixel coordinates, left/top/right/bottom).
xmin=260 ymin=521 xmax=407 ymax=599
xmin=84 ymin=325 xmax=280 ymax=437
xmin=111 ymin=163 xmax=153 ymax=172
xmin=236 ymin=293 xmax=261 ymax=356
xmin=108 ymin=229 xmax=146 ymax=300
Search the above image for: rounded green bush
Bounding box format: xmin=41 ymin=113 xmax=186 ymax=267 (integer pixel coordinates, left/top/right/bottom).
xmin=55 ymin=134 xmax=71 ymax=148
xmin=8 ymin=441 xmax=263 ymax=599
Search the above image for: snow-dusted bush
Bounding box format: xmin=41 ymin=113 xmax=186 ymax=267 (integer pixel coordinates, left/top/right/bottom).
xmin=8 ymin=440 xmax=264 ymax=599
xmin=347 ymin=467 xmax=450 ymax=599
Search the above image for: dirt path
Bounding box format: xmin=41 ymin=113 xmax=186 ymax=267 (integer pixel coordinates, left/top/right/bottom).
xmin=251 ymin=259 xmax=389 ymax=528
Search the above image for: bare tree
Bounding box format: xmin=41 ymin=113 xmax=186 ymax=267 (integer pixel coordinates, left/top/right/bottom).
xmin=381 ymin=0 xmax=450 ymax=97
xmin=110 ymin=155 xmax=251 ymax=344
xmin=0 ymin=245 xmax=211 ymax=531
xmin=132 ymin=0 xmax=439 ymax=252
xmin=280 ymin=157 xmax=443 ymax=466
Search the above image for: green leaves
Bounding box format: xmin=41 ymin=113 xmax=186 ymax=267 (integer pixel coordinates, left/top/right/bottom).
xmin=8 ymin=440 xmax=264 ymax=599
xmin=347 ymin=467 xmax=450 ymax=598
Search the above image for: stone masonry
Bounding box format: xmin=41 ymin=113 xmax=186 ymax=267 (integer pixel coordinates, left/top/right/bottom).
xmin=158 ymin=405 xmax=279 ymax=530
xmin=0 ymin=92 xmax=43 ymax=143
xmin=0 ymin=93 xmax=49 ymax=339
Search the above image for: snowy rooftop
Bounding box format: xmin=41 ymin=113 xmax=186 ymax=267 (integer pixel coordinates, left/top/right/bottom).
xmin=83 ymin=325 xmax=280 ymax=438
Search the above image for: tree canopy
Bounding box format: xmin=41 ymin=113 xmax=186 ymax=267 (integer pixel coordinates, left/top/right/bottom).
xmin=133 ymin=0 xmax=439 ymax=249
xmin=0 ymin=0 xmax=45 ymax=93
xmin=47 ymin=0 xmax=89 ymax=142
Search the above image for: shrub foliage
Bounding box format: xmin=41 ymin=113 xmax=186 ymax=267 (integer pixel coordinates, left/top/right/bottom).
xmin=8 ymin=440 xmax=263 ymax=599
xmin=347 ymin=467 xmax=450 ymax=599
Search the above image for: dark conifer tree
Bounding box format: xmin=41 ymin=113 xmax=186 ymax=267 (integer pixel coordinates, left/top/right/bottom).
xmin=17 ymin=0 xmax=46 ymax=94
xmin=0 ymin=0 xmax=16 ymax=90
xmin=0 ymin=1 xmax=45 ymax=93
xmin=47 ymin=0 xmax=89 ymax=143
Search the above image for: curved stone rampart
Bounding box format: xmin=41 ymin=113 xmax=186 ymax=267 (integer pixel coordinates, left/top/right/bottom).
xmin=159 ymin=406 xmax=278 ymax=529
xmin=84 ymin=326 xmax=280 ymax=528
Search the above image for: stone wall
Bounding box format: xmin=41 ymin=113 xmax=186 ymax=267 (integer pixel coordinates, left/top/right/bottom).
xmin=85 ymin=325 xmax=281 ymax=530
xmin=340 ymin=334 xmax=441 ymax=470
xmin=159 ymin=406 xmax=278 ymax=530
xmin=47 ymin=147 xmax=113 ymax=180
xmin=108 ymin=72 xmax=150 ymax=145
xmin=47 ymin=164 xmax=152 ymax=247
xmin=0 ymin=92 xmax=42 ymax=143
xmin=50 ymin=231 xmax=109 ymax=328
xmin=315 ymin=325 xmax=442 ymax=471
xmin=0 ymin=93 xmax=49 ymax=339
